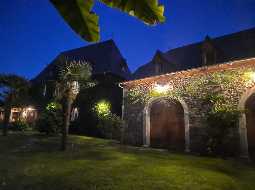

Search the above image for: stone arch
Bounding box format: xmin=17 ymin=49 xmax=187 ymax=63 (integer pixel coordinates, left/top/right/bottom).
xmin=143 ymin=96 xmax=190 ymax=152
xmin=238 ymin=85 xmax=255 ymax=159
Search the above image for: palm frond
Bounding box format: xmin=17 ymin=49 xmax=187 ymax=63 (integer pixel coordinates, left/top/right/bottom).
xmin=100 ymin=0 xmax=165 ymax=25
xmin=50 ymin=0 xmax=165 ymax=42
xmin=58 ymin=60 xmax=92 ymax=82
xmin=50 ymin=0 xmax=100 ymax=42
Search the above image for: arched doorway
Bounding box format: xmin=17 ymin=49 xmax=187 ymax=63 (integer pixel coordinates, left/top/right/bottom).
xmin=245 ymin=93 xmax=255 ymax=160
xmin=238 ymin=85 xmax=255 ymax=159
xmin=143 ymin=97 xmax=190 ymax=152
xmin=150 ymin=98 xmax=185 ymax=150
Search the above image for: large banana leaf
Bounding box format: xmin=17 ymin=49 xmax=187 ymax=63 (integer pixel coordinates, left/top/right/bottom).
xmin=50 ymin=0 xmax=99 ymax=42
xmin=50 ymin=0 xmax=165 ymax=42
xmin=100 ymin=0 xmax=165 ymax=25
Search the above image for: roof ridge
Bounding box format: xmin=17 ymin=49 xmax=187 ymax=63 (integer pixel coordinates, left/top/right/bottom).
xmin=124 ymin=57 xmax=255 ymax=85
xmin=164 ymin=26 xmax=255 ymax=55
xmin=60 ymin=39 xmax=115 ymax=54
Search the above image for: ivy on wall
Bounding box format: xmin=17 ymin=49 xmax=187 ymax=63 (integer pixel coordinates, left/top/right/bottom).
xmin=122 ymin=59 xmax=255 ymax=155
xmin=125 ymin=67 xmax=255 ymax=155
xmin=126 ymin=68 xmax=255 ymax=110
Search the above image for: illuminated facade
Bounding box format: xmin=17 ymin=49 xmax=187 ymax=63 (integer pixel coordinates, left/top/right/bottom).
xmin=29 ymin=40 xmax=131 ymax=135
xmin=122 ymin=58 xmax=255 ymax=158
xmin=121 ymin=28 xmax=255 ymax=158
xmin=0 ymin=107 xmax=37 ymax=123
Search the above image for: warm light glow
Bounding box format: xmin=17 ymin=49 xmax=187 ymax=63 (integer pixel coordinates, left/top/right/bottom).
xmin=94 ymin=100 xmax=111 ymax=116
xmin=71 ymin=81 xmax=80 ymax=95
xmin=22 ymin=110 xmax=27 ymax=118
xmin=250 ymin=72 xmax=255 ymax=82
xmin=46 ymin=102 xmax=61 ymax=111
xmin=153 ymin=84 xmax=172 ymax=94
xmin=244 ymin=71 xmax=255 ymax=82
xmin=27 ymin=107 xmax=34 ymax=111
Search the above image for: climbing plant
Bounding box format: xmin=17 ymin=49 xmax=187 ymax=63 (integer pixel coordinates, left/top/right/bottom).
xmin=125 ymin=68 xmax=255 ymax=156
xmin=126 ymin=69 xmax=253 ymax=105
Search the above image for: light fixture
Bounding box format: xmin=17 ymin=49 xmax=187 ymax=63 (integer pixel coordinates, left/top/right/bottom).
xmin=153 ymin=83 xmax=172 ymax=94
xmin=250 ymin=72 xmax=255 ymax=82
xmin=245 ymin=71 xmax=255 ymax=82
xmin=27 ymin=107 xmax=33 ymax=111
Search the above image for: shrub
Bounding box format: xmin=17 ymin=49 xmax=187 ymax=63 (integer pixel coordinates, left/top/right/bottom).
xmin=35 ymin=102 xmax=63 ymax=135
xmin=97 ymin=113 xmax=123 ymax=140
xmin=94 ymin=100 xmax=111 ymax=116
xmin=9 ymin=120 xmax=30 ymax=131
xmin=0 ymin=120 xmax=31 ymax=131
xmin=92 ymin=100 xmax=123 ymax=140
xmin=205 ymin=109 xmax=240 ymax=156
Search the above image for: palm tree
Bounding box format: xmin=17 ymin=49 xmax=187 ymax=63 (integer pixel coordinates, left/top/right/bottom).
xmin=0 ymin=74 xmax=30 ymax=136
xmin=57 ymin=60 xmax=94 ymax=150
xmin=50 ymin=0 xmax=165 ymax=42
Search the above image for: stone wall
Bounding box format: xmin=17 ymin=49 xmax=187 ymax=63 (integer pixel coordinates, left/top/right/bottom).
xmin=122 ymin=58 xmax=255 ymax=154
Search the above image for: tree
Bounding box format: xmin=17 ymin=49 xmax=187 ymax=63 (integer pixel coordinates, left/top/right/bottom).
xmin=50 ymin=0 xmax=165 ymax=42
xmin=0 ymin=74 xmax=30 ymax=136
xmin=57 ymin=60 xmax=94 ymax=150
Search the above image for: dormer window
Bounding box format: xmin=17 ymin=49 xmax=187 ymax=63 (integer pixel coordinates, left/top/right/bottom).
xmin=203 ymin=51 xmax=216 ymax=66
xmin=202 ymin=36 xmax=216 ymax=66
xmin=153 ymin=50 xmax=167 ymax=75
xmin=155 ymin=61 xmax=164 ymax=74
xmin=121 ymin=65 xmax=126 ymax=72
xmin=120 ymin=59 xmax=127 ymax=72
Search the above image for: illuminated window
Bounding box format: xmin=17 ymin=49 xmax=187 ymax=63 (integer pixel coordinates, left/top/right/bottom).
xmin=71 ymin=107 xmax=79 ymax=121
xmin=71 ymin=81 xmax=79 ymax=95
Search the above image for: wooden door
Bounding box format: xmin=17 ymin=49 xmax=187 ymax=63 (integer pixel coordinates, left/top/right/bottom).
xmin=150 ymin=99 xmax=185 ymax=150
xmin=245 ymin=93 xmax=255 ymax=160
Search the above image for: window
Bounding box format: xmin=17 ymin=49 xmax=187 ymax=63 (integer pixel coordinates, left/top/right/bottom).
xmin=71 ymin=81 xmax=79 ymax=95
xmin=202 ymin=36 xmax=216 ymax=66
xmin=54 ymin=85 xmax=60 ymax=97
xmin=155 ymin=61 xmax=164 ymax=74
xmin=71 ymin=107 xmax=79 ymax=121
xmin=43 ymin=84 xmax=47 ymax=96
xmin=120 ymin=59 xmax=127 ymax=72
xmin=203 ymin=50 xmax=216 ymax=66
xmin=121 ymin=65 xmax=126 ymax=72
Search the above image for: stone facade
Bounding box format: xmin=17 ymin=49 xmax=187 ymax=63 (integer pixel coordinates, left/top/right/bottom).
xmin=121 ymin=58 xmax=255 ymax=158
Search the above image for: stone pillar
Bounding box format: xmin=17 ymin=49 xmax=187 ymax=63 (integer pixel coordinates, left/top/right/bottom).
xmin=239 ymin=113 xmax=250 ymax=159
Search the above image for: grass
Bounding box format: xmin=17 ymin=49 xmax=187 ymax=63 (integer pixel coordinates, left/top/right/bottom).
xmin=0 ymin=132 xmax=255 ymax=190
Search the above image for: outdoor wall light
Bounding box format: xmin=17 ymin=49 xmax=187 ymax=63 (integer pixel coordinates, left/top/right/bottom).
xmin=153 ymin=83 xmax=172 ymax=94
xmin=245 ymin=71 xmax=255 ymax=82
xmin=250 ymin=72 xmax=255 ymax=82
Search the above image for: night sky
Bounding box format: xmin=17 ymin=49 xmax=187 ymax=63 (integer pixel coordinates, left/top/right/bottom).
xmin=0 ymin=0 xmax=255 ymax=79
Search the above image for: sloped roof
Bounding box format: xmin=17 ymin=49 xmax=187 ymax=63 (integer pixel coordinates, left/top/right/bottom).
xmin=32 ymin=40 xmax=131 ymax=83
xmin=123 ymin=57 xmax=255 ymax=87
xmin=133 ymin=27 xmax=255 ymax=79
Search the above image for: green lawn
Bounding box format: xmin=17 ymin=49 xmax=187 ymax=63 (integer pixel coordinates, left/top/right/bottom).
xmin=0 ymin=132 xmax=255 ymax=190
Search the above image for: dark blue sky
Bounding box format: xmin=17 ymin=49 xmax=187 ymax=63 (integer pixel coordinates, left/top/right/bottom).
xmin=0 ymin=0 xmax=255 ymax=79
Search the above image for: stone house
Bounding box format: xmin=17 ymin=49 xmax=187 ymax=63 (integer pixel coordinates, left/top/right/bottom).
xmin=121 ymin=27 xmax=255 ymax=159
xmin=2 ymin=40 xmax=131 ymax=133
xmin=27 ymin=40 xmax=130 ymax=134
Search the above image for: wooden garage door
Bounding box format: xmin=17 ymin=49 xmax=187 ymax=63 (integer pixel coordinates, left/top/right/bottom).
xmin=245 ymin=93 xmax=255 ymax=160
xmin=150 ymin=98 xmax=185 ymax=150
